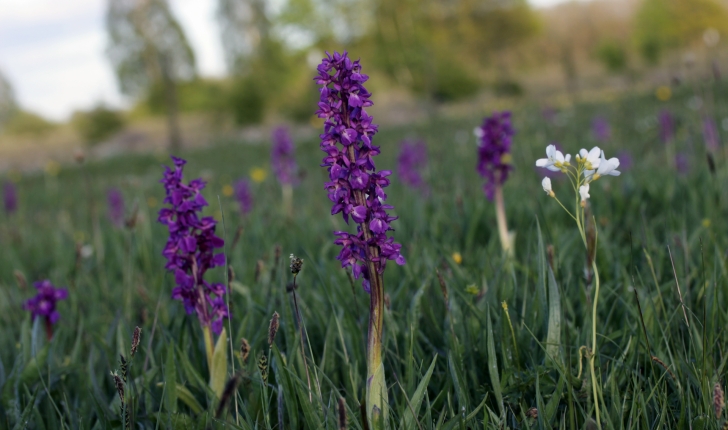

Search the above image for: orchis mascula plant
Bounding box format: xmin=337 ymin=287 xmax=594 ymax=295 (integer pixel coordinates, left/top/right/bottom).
xmin=476 ymin=111 xmax=515 ymax=255
xmin=158 ymin=156 xmax=229 ymax=367
xmin=107 ymin=187 xmax=125 ymax=227
xmin=24 ymin=279 xmax=68 ymax=340
xmin=397 ymin=139 xmax=428 ymax=193
xmin=271 ymin=126 xmax=298 ymax=216
xmin=234 ymin=178 xmax=253 ymax=215
xmin=315 ymin=51 xmax=405 ymax=427
xmin=538 ymin=144 xmax=620 ymax=429
xmin=4 ymin=181 xmax=17 ymax=215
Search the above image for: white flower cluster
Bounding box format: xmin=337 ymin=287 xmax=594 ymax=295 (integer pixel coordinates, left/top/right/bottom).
xmin=537 ymin=144 xmax=620 ymax=205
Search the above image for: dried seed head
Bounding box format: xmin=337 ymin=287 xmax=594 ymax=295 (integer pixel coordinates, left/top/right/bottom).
xmin=215 ymin=373 xmax=242 ymax=419
xmin=715 ymin=382 xmax=724 ymax=419
xmin=255 ymin=260 xmax=264 ymax=282
xmin=384 ymin=293 xmax=391 ymax=310
xmin=130 ymin=326 xmax=142 ymax=358
xmin=227 ymin=265 xmax=235 ymax=284
xmin=74 ymin=150 xmax=85 ymax=164
xmin=526 ymin=407 xmax=538 ymax=419
xmin=338 ymin=397 xmax=347 ymax=430
xmin=258 ymin=354 xmax=268 ymax=383
xmin=111 ymin=371 xmax=125 ymax=403
xmin=240 ymin=338 xmax=250 ymax=363
xmin=124 ymin=202 xmax=139 ymax=230
xmin=275 ymin=245 xmax=282 ymax=263
xmin=119 ymin=354 xmax=128 ymax=382
xmin=268 ymin=312 xmax=280 ymax=347
xmin=289 ymin=254 xmax=303 ymax=275
xmin=436 ymin=269 xmax=448 ymax=305
xmin=13 ymin=270 xmax=27 ymax=290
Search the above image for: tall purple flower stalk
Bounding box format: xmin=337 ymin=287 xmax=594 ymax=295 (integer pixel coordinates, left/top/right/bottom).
xmin=675 ymin=152 xmax=689 ymax=175
xmin=658 ymin=110 xmax=674 ymax=144
xmin=592 ymin=116 xmax=611 ymax=142
xmin=476 ymin=111 xmax=515 ymax=201
xmin=315 ymin=51 xmax=405 ymax=291
xmin=107 ymin=187 xmax=125 ymax=227
xmin=4 ymin=181 xmax=17 ymax=214
xmin=703 ymin=116 xmax=720 ymax=151
xmin=23 ymin=279 xmax=68 ymax=340
xmin=315 ymin=51 xmax=403 ymax=424
xmin=397 ymin=139 xmax=428 ymax=192
xmin=271 ymin=126 xmax=299 ymax=186
xmin=157 ymin=156 xmax=229 ymax=337
xmin=234 ymin=179 xmax=253 ymax=214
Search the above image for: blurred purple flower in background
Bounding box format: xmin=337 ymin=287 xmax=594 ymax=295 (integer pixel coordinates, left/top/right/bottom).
xmin=592 ymin=116 xmax=611 ymax=142
xmin=675 ymin=152 xmax=689 ymax=175
xmin=3 ymin=181 xmax=17 ymax=214
xmin=271 ymin=126 xmax=299 ymax=186
xmin=397 ymin=139 xmax=428 ymax=192
xmin=542 ymin=106 xmax=557 ymax=124
xmin=315 ymin=51 xmax=405 ymax=292
xmin=234 ymin=179 xmax=253 ymax=215
xmin=617 ymin=151 xmax=633 ymax=171
xmin=157 ymin=156 xmax=228 ymax=335
xmin=475 ymin=111 xmax=515 ymax=200
xmin=658 ymin=110 xmax=674 ymax=144
xmin=703 ymin=116 xmax=720 ymax=151
xmin=24 ymin=279 xmax=68 ymax=339
xmin=107 ymin=187 xmax=125 ymax=227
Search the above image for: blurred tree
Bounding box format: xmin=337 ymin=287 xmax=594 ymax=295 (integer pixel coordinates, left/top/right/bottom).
xmin=72 ymin=104 xmax=126 ymax=145
xmin=0 ymin=70 xmax=17 ymax=133
xmin=4 ymin=111 xmax=56 ymax=136
xmin=106 ymin=0 xmax=195 ymax=151
xmin=634 ymin=0 xmax=728 ymax=63
xmin=595 ymin=39 xmax=628 ymax=73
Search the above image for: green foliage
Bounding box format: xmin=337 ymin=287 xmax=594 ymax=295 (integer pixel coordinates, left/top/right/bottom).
xmin=144 ymin=78 xmax=228 ymax=115
xmin=634 ymin=0 xmax=728 ymax=61
xmin=4 ymin=81 xmax=728 ymax=428
xmin=229 ymin=75 xmax=266 ymax=125
xmin=596 ymin=39 xmax=628 ymax=73
xmin=71 ymin=104 xmax=125 ymax=145
xmin=3 ymin=110 xmax=56 ymax=136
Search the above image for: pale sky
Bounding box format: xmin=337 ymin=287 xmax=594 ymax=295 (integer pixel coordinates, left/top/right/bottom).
xmin=0 ymin=0 xmax=574 ymax=121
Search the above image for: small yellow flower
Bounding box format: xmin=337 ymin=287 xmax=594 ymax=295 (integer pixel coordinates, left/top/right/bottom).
xmin=656 ymin=86 xmax=671 ymax=102
xmin=452 ymin=252 xmax=462 ymax=265
xmin=501 ymin=301 xmax=508 ymax=311
xmin=222 ymin=184 xmax=234 ymax=197
xmin=500 ymin=153 xmax=513 ymax=165
xmin=702 ymin=218 xmax=711 ymax=228
xmin=147 ymin=196 xmax=158 ymax=208
xmin=250 ymin=167 xmax=267 ymax=183
xmin=465 ymin=284 xmax=479 ymax=295
xmin=45 ymin=160 xmax=61 ymax=176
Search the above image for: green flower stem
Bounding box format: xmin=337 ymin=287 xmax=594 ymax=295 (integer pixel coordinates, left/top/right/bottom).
xmin=366 ymin=269 xmax=387 ymax=429
xmin=203 ymin=325 xmax=214 ymax=370
xmin=589 ymin=259 xmax=601 ymax=428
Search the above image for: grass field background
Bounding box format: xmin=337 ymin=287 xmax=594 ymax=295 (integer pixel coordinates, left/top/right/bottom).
xmin=1 ymin=81 xmax=728 ymax=428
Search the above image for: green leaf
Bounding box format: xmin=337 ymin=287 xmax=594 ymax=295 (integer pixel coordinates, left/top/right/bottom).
xmin=486 ymin=307 xmax=504 ymax=418
xmin=209 ymin=327 xmax=228 ymax=399
xmin=401 ymin=355 xmax=437 ymax=429
xmin=176 ymin=384 xmax=204 ymax=415
xmin=165 ymin=343 xmax=178 ymax=413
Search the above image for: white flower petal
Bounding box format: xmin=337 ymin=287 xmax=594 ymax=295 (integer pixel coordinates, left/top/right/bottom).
xmin=579 ymin=184 xmax=590 ymax=201
xmin=545 ymin=144 xmax=556 ymax=157
xmin=542 ymin=177 xmax=552 ymax=193
xmin=536 ymin=158 xmax=549 ymax=167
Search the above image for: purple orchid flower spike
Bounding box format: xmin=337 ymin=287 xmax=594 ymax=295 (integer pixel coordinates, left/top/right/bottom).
xmin=397 ymin=139 xmax=428 ymax=193
xmin=476 ymin=111 xmax=515 ymax=201
xmin=4 ymin=181 xmax=17 ymax=215
xmin=271 ymin=126 xmax=299 ymax=186
xmin=158 ymin=156 xmax=229 ymax=364
xmin=234 ymin=179 xmax=253 ymax=215
xmin=315 ymin=50 xmax=404 ymax=426
xmin=24 ymin=279 xmax=68 ymax=339
xmin=658 ymin=110 xmax=674 ymax=144
xmin=703 ymin=116 xmax=720 ymax=151
xmin=107 ymin=187 xmax=125 ymax=227
xmin=592 ymin=115 xmax=611 ymax=142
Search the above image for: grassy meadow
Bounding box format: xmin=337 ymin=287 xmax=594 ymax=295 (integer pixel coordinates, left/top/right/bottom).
xmin=2 ymin=81 xmax=728 ymax=429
